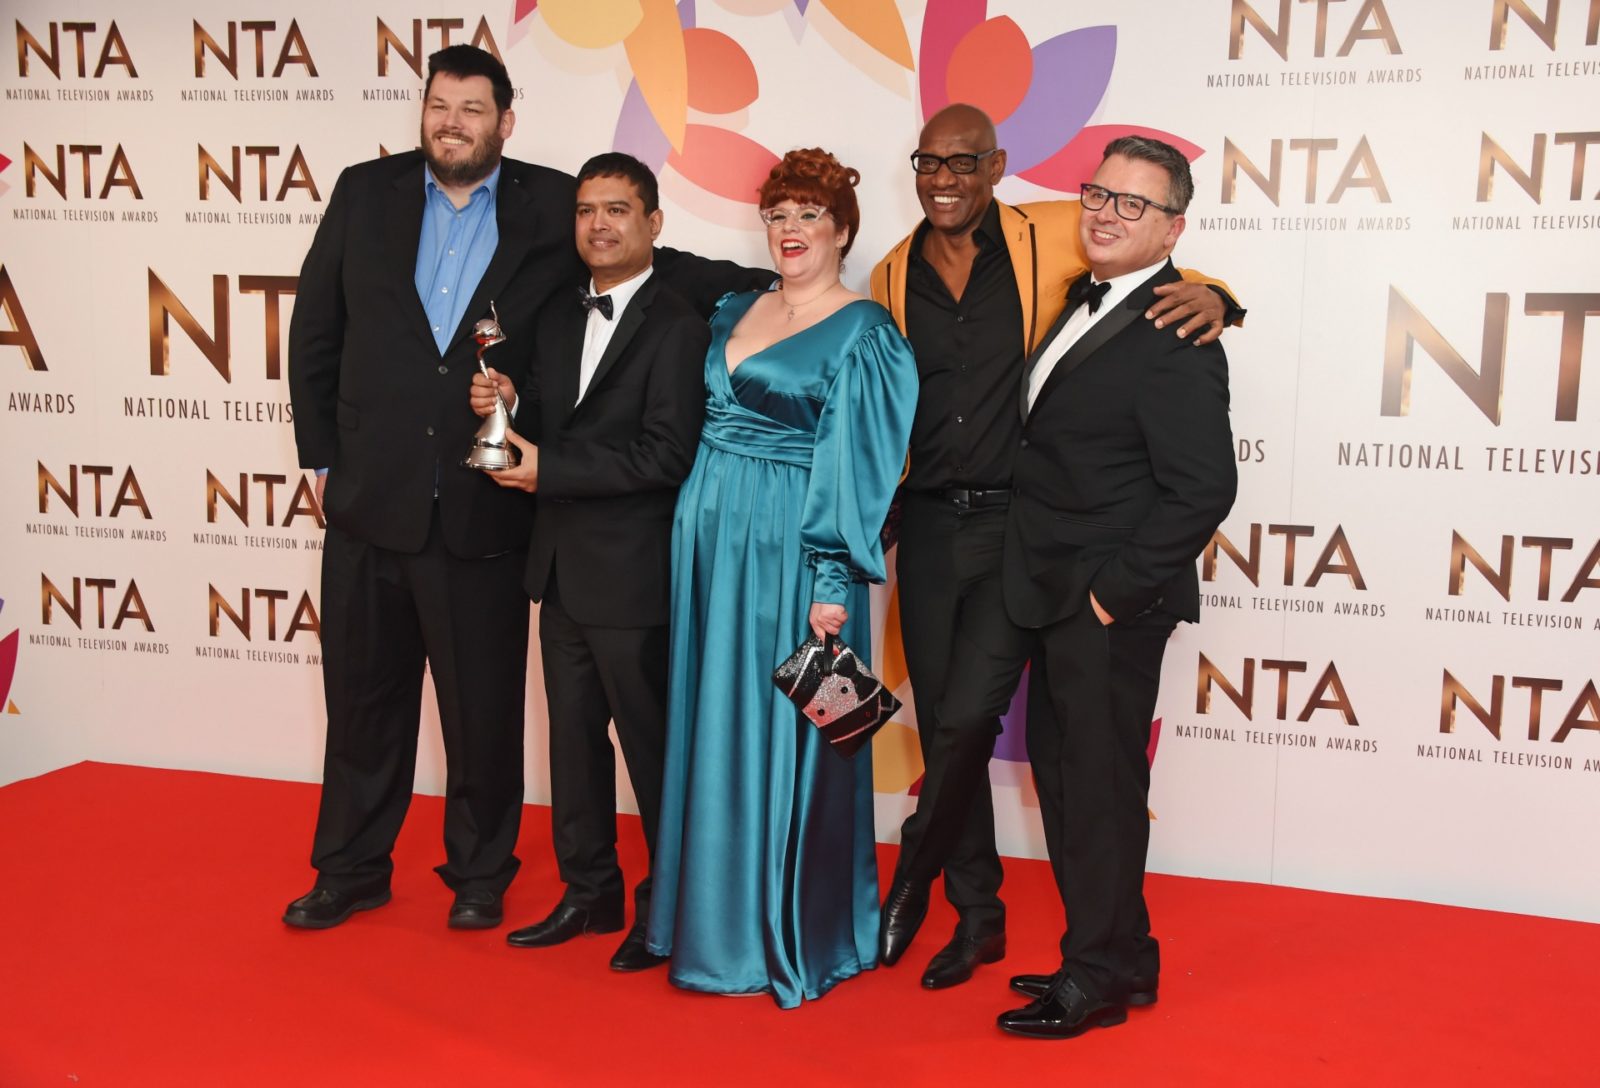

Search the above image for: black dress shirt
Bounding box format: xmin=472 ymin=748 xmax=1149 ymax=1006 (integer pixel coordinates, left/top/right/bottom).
xmin=902 ymin=201 xmax=1026 ymax=492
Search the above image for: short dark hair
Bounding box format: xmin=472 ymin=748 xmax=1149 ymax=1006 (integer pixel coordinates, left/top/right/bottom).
xmin=576 ymin=152 xmax=660 ymax=215
xmin=1102 ymin=136 xmax=1194 ymax=214
xmin=425 ymin=45 xmax=513 ymax=113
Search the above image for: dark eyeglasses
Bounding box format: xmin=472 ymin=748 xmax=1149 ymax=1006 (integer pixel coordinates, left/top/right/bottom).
xmin=909 ymin=149 xmax=998 ymax=176
xmin=1079 ymin=183 xmax=1178 ymax=221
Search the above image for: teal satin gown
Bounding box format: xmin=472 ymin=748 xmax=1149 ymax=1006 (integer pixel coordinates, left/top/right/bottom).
xmin=645 ymin=291 xmax=918 ymax=1008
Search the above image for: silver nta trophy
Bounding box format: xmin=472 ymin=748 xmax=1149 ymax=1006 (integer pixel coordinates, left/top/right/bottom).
xmin=462 ymin=302 xmax=521 ymax=471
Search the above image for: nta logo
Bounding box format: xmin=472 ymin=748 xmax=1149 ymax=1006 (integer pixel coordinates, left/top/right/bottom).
xmin=15 ymin=21 xmax=137 ymax=77
xmin=1229 ymin=0 xmax=1402 ymax=60
xmin=193 ymin=19 xmax=318 ymax=78
xmin=1382 ymin=288 xmax=1597 ymax=423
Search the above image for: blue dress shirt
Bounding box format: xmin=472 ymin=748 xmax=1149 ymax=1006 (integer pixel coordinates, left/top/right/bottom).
xmin=415 ymin=164 xmax=500 ymax=355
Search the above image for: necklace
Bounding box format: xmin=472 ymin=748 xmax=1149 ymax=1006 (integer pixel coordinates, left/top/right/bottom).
xmin=780 ymin=281 xmax=837 ymax=321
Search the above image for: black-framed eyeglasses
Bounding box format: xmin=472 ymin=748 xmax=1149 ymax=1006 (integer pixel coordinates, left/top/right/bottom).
xmin=909 ymin=149 xmax=998 ymax=175
xmin=1079 ymin=183 xmax=1178 ymax=221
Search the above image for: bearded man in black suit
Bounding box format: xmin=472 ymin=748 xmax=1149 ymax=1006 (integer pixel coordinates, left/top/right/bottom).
xmin=995 ymin=137 xmax=1238 ymax=1039
xmin=285 ymin=45 xmax=584 ymax=931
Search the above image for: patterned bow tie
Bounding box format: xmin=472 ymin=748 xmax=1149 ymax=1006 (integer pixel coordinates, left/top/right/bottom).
xmin=579 ymin=288 xmax=614 ymax=321
xmin=1067 ymin=275 xmax=1111 ymax=315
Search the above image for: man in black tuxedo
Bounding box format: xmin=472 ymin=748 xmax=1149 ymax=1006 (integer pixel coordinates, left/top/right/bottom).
xmin=467 ymin=153 xmax=740 ymax=971
xmin=284 ymin=46 xmax=584 ymax=931
xmin=995 ymin=137 xmax=1237 ymax=1038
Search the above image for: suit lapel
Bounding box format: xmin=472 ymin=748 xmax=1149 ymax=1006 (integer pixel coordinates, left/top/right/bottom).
xmin=447 ymin=162 xmax=539 ymax=356
xmin=1026 ymin=261 xmax=1181 ymax=418
xmin=1018 ymin=281 xmax=1086 ymax=422
xmin=548 ymin=292 xmax=586 ymax=418
xmin=568 ymin=276 xmax=656 ymax=421
xmin=382 ymin=156 xmax=437 ymax=353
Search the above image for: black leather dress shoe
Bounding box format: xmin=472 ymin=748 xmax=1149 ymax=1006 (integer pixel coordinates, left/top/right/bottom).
xmin=921 ymin=929 xmax=1005 ymax=989
xmin=997 ymin=975 xmax=1127 ymax=1040
xmin=1010 ymin=971 xmax=1158 ymax=1006
xmin=505 ymin=901 xmax=625 ymax=948
xmin=448 ymin=889 xmax=503 ymax=930
xmin=609 ymin=924 xmax=668 ymax=972
xmin=282 ymin=887 xmax=391 ymax=930
xmin=878 ymin=880 xmax=930 ymax=966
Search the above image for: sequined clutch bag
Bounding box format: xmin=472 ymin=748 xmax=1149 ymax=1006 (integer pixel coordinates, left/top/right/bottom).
xmin=772 ymin=634 xmax=901 ymax=759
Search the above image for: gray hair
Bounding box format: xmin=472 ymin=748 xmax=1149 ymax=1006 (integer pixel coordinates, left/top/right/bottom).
xmin=1102 ymin=136 xmax=1194 ymax=214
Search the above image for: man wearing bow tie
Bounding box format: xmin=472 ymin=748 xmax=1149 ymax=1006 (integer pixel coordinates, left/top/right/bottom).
xmin=997 ymin=137 xmax=1237 ymax=1039
xmin=868 ymin=103 xmax=1243 ymax=993
xmin=468 ymin=153 xmax=765 ymax=969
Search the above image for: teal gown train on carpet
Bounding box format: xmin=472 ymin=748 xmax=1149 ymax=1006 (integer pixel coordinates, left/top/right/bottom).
xmin=645 ymin=291 xmax=918 ymax=1008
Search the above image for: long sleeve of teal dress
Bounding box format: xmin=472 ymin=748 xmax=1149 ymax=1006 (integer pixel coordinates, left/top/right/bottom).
xmin=801 ymin=322 xmax=919 ymax=605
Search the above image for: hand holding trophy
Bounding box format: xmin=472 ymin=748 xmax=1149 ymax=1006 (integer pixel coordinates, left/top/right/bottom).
xmin=462 ymin=302 xmax=520 ymax=471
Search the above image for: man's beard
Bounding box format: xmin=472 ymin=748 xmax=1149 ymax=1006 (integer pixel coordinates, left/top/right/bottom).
xmin=422 ymin=126 xmax=505 ymax=187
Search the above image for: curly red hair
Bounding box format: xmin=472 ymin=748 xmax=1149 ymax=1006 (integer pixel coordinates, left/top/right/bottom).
xmin=758 ymin=148 xmax=862 ymax=257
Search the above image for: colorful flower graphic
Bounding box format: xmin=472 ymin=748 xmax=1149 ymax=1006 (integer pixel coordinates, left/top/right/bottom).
xmin=917 ymin=0 xmax=1202 ymax=193
xmin=514 ymin=0 xmax=781 ymax=218
xmin=0 ymin=599 xmax=21 ymax=715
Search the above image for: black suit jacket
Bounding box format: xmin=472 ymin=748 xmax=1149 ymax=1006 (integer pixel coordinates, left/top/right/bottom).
xmin=519 ymin=274 xmax=712 ymax=628
xmin=1004 ymin=261 xmax=1238 ymax=629
xmin=288 ymin=151 xmax=583 ymax=558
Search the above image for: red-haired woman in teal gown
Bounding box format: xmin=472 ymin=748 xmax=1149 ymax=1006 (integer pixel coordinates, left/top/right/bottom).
xmin=646 ymin=149 xmax=918 ymax=1007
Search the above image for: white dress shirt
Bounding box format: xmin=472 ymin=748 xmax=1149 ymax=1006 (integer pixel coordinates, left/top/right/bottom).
xmin=510 ymin=264 xmax=654 ymax=417
xmin=1026 ymin=259 xmax=1168 ymax=414
xmin=576 ymin=265 xmax=653 ymax=404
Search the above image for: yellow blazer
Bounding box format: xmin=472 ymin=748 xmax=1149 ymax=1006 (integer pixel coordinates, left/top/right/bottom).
xmin=869 ymin=200 xmax=1237 ymax=357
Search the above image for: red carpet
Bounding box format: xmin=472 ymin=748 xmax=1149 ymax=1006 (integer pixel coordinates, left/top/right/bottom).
xmin=0 ymin=762 xmax=1592 ymax=1086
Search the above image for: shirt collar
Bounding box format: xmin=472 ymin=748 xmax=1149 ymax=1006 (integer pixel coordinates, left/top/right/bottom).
xmin=424 ymin=161 xmax=501 ymax=203
xmin=588 ymin=264 xmax=654 ymax=316
xmin=1089 ymin=257 xmax=1172 ymax=313
xmin=911 ymin=197 xmax=1004 ymax=262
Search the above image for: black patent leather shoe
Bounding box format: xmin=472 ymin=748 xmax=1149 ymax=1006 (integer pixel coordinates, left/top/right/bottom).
xmin=282 ymin=887 xmax=391 ymax=930
xmin=921 ymin=929 xmax=1005 ymax=989
xmin=878 ymin=880 xmax=930 ymax=966
xmin=448 ymin=889 xmax=504 ymax=930
xmin=505 ymin=901 xmax=625 ymax=948
xmin=997 ymin=975 xmax=1127 ymax=1040
xmin=1010 ymin=971 xmax=1158 ymax=1006
xmin=609 ymin=924 xmax=668 ymax=972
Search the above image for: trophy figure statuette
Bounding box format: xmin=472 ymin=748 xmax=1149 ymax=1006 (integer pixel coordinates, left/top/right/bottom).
xmin=462 ymin=302 xmax=521 ymax=471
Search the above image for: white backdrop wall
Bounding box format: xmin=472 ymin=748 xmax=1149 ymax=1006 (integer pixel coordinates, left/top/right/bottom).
xmin=2 ymin=1 xmax=1596 ymax=923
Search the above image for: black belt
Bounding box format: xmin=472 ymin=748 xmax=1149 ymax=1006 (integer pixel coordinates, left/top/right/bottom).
xmin=924 ymin=487 xmax=1011 ymax=509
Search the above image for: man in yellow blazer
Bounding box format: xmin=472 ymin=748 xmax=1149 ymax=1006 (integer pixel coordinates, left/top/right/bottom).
xmin=870 ymin=103 xmax=1242 ymax=993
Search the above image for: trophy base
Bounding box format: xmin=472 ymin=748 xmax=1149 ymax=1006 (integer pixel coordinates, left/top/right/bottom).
xmin=462 ymin=443 xmax=521 ymax=471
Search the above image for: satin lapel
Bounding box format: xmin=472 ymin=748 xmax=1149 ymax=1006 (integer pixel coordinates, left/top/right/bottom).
xmin=384 ymin=157 xmax=437 ymax=352
xmin=1018 ymin=292 xmax=1083 ymax=423
xmin=448 ymin=163 xmax=539 ymax=355
xmin=1030 ymin=262 xmax=1179 ymax=415
xmin=549 ymin=293 xmax=586 ymax=419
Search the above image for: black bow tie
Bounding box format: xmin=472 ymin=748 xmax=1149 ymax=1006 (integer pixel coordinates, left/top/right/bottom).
xmin=579 ymin=288 xmax=614 ymax=321
xmin=1067 ymin=275 xmax=1111 ymax=315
